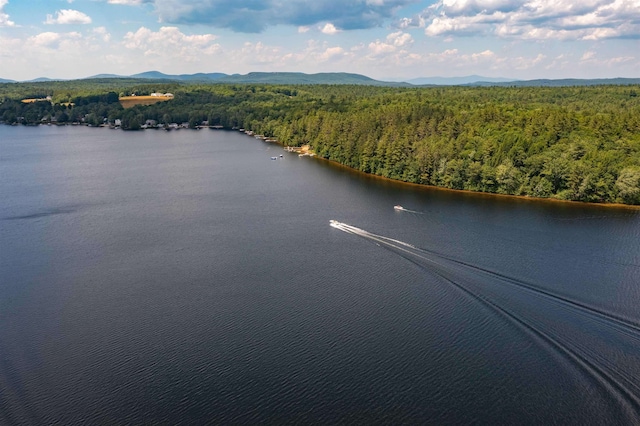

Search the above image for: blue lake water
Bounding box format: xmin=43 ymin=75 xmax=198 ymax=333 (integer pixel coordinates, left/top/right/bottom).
xmin=1 ymin=125 xmax=640 ymax=424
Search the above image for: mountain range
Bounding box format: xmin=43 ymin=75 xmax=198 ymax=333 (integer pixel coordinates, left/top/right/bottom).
xmin=406 ymin=75 xmax=515 ymax=85
xmin=90 ymin=71 xmax=408 ymax=86
xmin=0 ymin=71 xmax=638 ymax=87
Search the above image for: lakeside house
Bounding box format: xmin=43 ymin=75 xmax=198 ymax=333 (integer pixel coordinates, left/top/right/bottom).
xmin=150 ymin=93 xmax=174 ymax=98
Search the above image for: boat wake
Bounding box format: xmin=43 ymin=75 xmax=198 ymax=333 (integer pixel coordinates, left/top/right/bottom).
xmin=393 ymin=205 xmax=423 ymax=214
xmin=329 ymin=220 xmax=640 ymax=422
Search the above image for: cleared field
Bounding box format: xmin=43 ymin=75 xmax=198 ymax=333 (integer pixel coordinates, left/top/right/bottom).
xmin=21 ymin=98 xmax=50 ymax=104
xmin=119 ymin=96 xmax=173 ymax=108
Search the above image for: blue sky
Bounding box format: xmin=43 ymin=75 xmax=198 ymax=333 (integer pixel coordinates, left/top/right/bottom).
xmin=0 ymin=0 xmax=638 ymax=81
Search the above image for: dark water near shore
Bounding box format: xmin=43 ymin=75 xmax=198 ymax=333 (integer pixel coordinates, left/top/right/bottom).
xmin=1 ymin=125 xmax=640 ymax=424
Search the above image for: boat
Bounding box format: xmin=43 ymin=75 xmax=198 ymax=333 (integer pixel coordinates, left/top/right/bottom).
xmin=271 ymin=157 xmax=277 ymax=160
xmin=394 ymin=205 xmax=404 ymax=211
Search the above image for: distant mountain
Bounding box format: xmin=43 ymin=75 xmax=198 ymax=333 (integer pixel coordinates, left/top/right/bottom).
xmin=176 ymin=72 xmax=228 ymax=81
xmin=25 ymin=77 xmax=61 ymax=83
xmin=407 ymin=75 xmax=515 ymax=86
xmin=405 ymin=75 xmax=640 ymax=87
xmin=16 ymin=70 xmax=403 ymax=85
xmin=125 ymin=71 xmax=406 ymax=86
xmin=131 ymin=71 xmax=176 ymax=80
xmin=219 ymin=72 xmax=411 ymax=86
xmin=9 ymin=72 xmax=639 ymax=87
xmin=87 ymin=73 xmax=125 ymax=79
xmin=472 ymin=78 xmax=640 ymax=87
xmin=130 ymin=71 xmax=227 ymax=81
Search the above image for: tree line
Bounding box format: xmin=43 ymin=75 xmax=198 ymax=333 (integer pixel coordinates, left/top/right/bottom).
xmin=1 ymin=80 xmax=639 ymax=204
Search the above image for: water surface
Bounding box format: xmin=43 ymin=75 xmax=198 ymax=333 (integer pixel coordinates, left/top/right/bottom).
xmin=1 ymin=125 xmax=639 ymax=424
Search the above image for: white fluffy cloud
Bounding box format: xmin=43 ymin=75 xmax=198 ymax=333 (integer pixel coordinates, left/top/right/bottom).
xmin=123 ymin=27 xmax=220 ymax=60
xmin=410 ymin=0 xmax=640 ymax=40
xmin=0 ymin=0 xmax=15 ymax=27
xmin=45 ymin=9 xmax=92 ymax=25
xmin=27 ymin=31 xmax=83 ymax=48
xmin=368 ymin=31 xmax=414 ymax=57
xmin=320 ymin=23 xmax=340 ymax=35
xmin=387 ymin=30 xmax=413 ymax=47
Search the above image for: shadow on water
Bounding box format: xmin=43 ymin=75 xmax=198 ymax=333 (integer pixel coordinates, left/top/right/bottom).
xmin=2 ymin=207 xmax=78 ymax=221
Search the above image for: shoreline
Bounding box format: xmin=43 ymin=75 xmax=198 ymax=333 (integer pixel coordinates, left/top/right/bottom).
xmin=311 ymin=154 xmax=640 ymax=211
xmin=3 ymin=122 xmax=639 ymax=210
xmin=267 ymin=135 xmax=640 ymax=211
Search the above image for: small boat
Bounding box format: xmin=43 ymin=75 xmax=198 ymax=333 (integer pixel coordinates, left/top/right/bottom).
xmin=279 ymin=154 xmax=283 ymax=158
xmin=394 ymin=205 xmax=404 ymax=211
xmin=271 ymin=157 xmax=277 ymax=160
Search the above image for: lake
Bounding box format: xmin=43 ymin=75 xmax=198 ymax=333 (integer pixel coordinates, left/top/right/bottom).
xmin=1 ymin=125 xmax=640 ymax=424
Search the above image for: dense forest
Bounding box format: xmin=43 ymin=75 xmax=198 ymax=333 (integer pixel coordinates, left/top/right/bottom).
xmin=1 ymin=80 xmax=639 ymax=204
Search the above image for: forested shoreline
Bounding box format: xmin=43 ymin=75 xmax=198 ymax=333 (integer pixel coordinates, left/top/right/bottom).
xmin=1 ymin=80 xmax=639 ymax=204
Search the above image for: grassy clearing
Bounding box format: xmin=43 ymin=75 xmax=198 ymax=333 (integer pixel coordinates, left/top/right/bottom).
xmin=119 ymin=96 xmax=172 ymax=109
xmin=21 ymin=98 xmax=51 ymax=104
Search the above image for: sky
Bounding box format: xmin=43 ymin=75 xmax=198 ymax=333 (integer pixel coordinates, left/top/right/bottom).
xmin=0 ymin=0 xmax=638 ymax=81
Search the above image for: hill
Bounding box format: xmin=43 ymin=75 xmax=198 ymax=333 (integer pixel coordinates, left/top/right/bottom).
xmin=471 ymin=78 xmax=640 ymax=87
xmin=214 ymin=72 xmax=406 ymax=86
xmin=125 ymin=71 xmax=406 ymax=86
xmin=26 ymin=77 xmax=60 ymax=83
xmin=6 ymin=71 xmax=639 ymax=87
xmin=130 ymin=71 xmax=227 ymax=81
xmin=408 ymin=75 xmax=515 ymax=86
xmin=88 ymin=73 xmax=125 ymax=79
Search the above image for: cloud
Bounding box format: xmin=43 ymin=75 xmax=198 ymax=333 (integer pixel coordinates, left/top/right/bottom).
xmin=116 ymin=0 xmax=414 ymax=33
xmin=368 ymin=31 xmax=413 ymax=57
xmin=92 ymin=26 xmax=112 ymax=42
xmin=368 ymin=39 xmax=397 ymax=56
xmin=123 ymin=26 xmax=220 ymax=60
xmin=26 ymin=31 xmax=83 ymax=49
xmin=0 ymin=0 xmax=15 ymax=27
xmin=319 ymin=46 xmax=346 ymax=60
xmin=269 ymin=39 xmax=353 ymax=68
xmin=387 ymin=30 xmax=413 ymax=46
xmin=407 ymin=0 xmax=640 ymax=40
xmin=45 ymin=9 xmax=92 ymax=25
xmin=320 ymin=23 xmax=340 ymax=35
xmin=0 ymin=35 xmax=21 ymax=57
xmin=581 ymin=51 xmax=596 ymax=61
